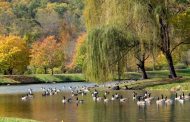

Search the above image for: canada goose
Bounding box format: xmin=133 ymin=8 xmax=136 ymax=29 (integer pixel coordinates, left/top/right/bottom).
xmin=21 ymin=95 xmax=28 ymax=101
xmin=156 ymin=97 xmax=165 ymax=105
xmin=120 ymin=95 xmax=127 ymax=102
xmin=76 ymin=97 xmax=84 ymax=104
xmin=28 ymin=88 xmax=33 ymax=95
xmin=144 ymin=91 xmax=148 ymax=97
xmin=81 ymin=91 xmax=87 ymax=96
xmin=145 ymin=93 xmax=154 ymax=103
xmin=104 ymin=96 xmax=109 ymax=103
xmin=133 ymin=92 xmax=137 ymax=100
xmin=96 ymin=96 xmax=102 ymax=102
xmin=94 ymin=89 xmax=99 ymax=96
xmin=111 ymin=95 xmax=116 ymax=101
xmin=165 ymin=96 xmax=173 ymax=104
xmin=175 ymin=93 xmax=180 ymax=101
xmin=92 ymin=95 xmax=97 ymax=101
xmin=182 ymin=92 xmax=190 ymax=100
xmin=137 ymin=97 xmax=146 ymax=106
xmin=62 ymin=96 xmax=67 ymax=104
xmin=133 ymin=94 xmax=136 ymax=100
xmin=178 ymin=95 xmax=184 ymax=104
xmin=114 ymin=93 xmax=119 ymax=99
xmin=104 ymin=91 xmax=110 ymax=96
xmin=72 ymin=92 xmax=78 ymax=97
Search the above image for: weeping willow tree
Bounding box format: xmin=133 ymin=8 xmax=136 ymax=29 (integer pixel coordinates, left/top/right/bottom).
xmin=83 ymin=0 xmax=157 ymax=82
xmin=83 ymin=25 xmax=136 ymax=82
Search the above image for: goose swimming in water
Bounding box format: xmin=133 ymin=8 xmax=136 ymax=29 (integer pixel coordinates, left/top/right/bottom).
xmin=120 ymin=95 xmax=127 ymax=102
xmin=156 ymin=95 xmax=165 ymax=105
xmin=175 ymin=93 xmax=180 ymax=101
xmin=62 ymin=96 xmax=67 ymax=104
xmin=165 ymin=96 xmax=173 ymax=105
xmin=182 ymin=92 xmax=190 ymax=100
xmin=76 ymin=97 xmax=84 ymax=104
xmin=111 ymin=95 xmax=116 ymax=101
xmin=137 ymin=97 xmax=146 ymax=106
xmin=104 ymin=96 xmax=109 ymax=103
xmin=114 ymin=93 xmax=119 ymax=99
xmin=178 ymin=95 xmax=184 ymax=104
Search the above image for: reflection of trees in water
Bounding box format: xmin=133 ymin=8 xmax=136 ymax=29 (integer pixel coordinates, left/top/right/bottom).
xmin=0 ymin=94 xmax=33 ymax=118
xmin=1 ymin=91 xmax=190 ymax=122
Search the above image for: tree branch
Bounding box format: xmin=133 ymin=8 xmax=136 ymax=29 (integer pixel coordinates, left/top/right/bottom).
xmin=170 ymin=41 xmax=190 ymax=54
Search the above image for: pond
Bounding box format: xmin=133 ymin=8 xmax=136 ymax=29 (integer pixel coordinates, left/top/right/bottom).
xmin=0 ymin=83 xmax=190 ymax=122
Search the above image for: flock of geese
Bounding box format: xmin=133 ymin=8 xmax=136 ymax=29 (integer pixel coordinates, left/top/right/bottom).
xmin=21 ymin=86 xmax=190 ymax=106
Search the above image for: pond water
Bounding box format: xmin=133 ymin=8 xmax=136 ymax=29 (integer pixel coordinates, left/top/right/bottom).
xmin=0 ymin=83 xmax=190 ymax=122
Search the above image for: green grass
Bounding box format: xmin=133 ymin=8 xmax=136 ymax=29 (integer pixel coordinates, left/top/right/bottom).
xmin=125 ymin=68 xmax=190 ymax=79
xmin=0 ymin=117 xmax=40 ymax=122
xmin=32 ymin=74 xmax=85 ymax=83
xmin=117 ymin=68 xmax=190 ymax=91
xmin=0 ymin=74 xmax=85 ymax=84
xmin=0 ymin=69 xmax=190 ymax=91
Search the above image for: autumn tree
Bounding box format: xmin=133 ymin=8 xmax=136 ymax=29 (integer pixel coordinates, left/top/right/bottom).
xmin=30 ymin=36 xmax=65 ymax=75
xmin=68 ymin=33 xmax=87 ymax=72
xmin=0 ymin=35 xmax=29 ymax=75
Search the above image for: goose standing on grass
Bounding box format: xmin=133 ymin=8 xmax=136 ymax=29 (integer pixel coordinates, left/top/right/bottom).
xmin=104 ymin=91 xmax=110 ymax=96
xmin=92 ymin=89 xmax=99 ymax=97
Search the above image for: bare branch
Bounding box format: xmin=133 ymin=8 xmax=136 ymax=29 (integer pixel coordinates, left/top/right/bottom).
xmin=170 ymin=41 xmax=190 ymax=54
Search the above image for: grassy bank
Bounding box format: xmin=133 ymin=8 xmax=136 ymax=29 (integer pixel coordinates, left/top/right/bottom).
xmin=0 ymin=74 xmax=85 ymax=85
xmin=0 ymin=117 xmax=40 ymax=122
xmin=118 ymin=69 xmax=190 ymax=91
xmin=0 ymin=69 xmax=190 ymax=91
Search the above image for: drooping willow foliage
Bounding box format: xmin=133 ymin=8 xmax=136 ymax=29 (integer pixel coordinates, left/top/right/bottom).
xmin=83 ymin=25 xmax=136 ymax=82
xmin=83 ymin=0 xmax=158 ymax=82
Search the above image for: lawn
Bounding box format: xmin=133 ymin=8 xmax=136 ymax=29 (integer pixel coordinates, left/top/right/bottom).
xmin=0 ymin=73 xmax=85 ymax=85
xmin=0 ymin=117 xmax=40 ymax=122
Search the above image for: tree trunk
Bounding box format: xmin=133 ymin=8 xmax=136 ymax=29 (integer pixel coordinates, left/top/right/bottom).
xmin=165 ymin=52 xmax=177 ymax=78
xmin=159 ymin=14 xmax=177 ymax=79
xmin=44 ymin=67 xmax=47 ymax=74
xmin=137 ymin=62 xmax=148 ymax=79
xmin=4 ymin=70 xmax=7 ymax=75
xmin=51 ymin=68 xmax=54 ymax=75
xmin=7 ymin=68 xmax=13 ymax=75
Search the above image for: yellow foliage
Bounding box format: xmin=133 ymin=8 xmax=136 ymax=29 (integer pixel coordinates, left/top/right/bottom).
xmin=0 ymin=35 xmax=29 ymax=74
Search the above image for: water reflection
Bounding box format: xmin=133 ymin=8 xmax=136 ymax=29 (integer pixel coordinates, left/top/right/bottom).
xmin=0 ymin=90 xmax=190 ymax=122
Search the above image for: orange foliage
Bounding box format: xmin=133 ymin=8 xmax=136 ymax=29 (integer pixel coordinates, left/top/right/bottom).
xmin=68 ymin=33 xmax=87 ymax=69
xmin=30 ymin=36 xmax=65 ymax=70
